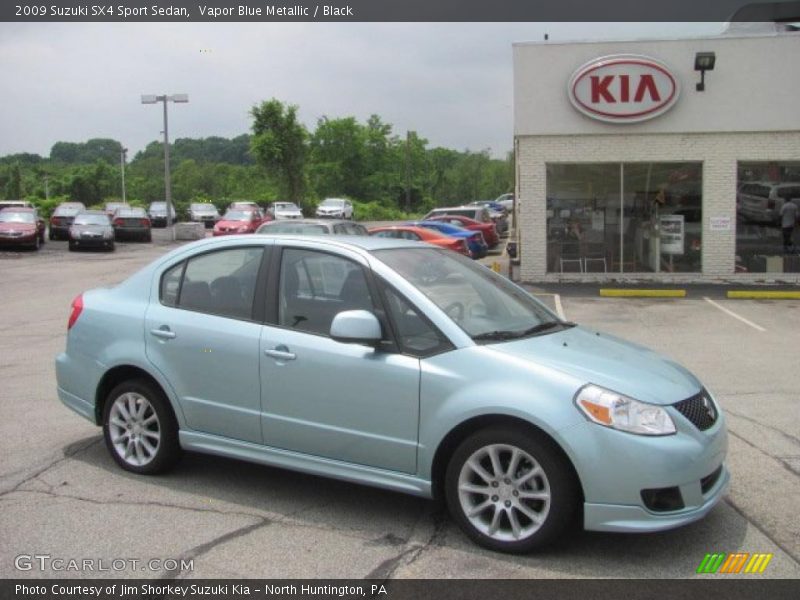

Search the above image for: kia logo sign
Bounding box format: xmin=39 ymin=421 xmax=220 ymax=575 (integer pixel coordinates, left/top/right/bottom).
xmin=568 ymin=55 xmax=680 ymax=123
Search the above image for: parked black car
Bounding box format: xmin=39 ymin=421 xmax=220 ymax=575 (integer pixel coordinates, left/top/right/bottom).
xmin=68 ymin=211 xmax=115 ymax=252
xmin=147 ymin=202 xmax=176 ymax=228
xmin=112 ymin=207 xmax=152 ymax=241
xmin=49 ymin=202 xmax=85 ymax=240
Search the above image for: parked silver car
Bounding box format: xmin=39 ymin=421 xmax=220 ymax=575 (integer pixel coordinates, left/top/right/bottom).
xmin=189 ymin=203 xmax=220 ymax=228
xmin=56 ymin=236 xmax=728 ymax=553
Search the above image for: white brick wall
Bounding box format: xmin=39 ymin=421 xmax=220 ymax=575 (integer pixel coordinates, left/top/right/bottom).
xmin=516 ymin=131 xmax=800 ymax=283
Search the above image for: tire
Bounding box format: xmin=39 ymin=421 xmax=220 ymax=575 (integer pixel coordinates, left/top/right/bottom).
xmin=145 ymin=232 xmax=152 ymax=242
xmin=68 ymin=241 xmax=76 ymax=252
xmin=49 ymin=230 xmax=55 ymax=241
xmin=444 ymin=426 xmax=579 ymax=553
xmin=31 ymin=236 xmax=41 ymax=251
xmin=108 ymin=242 xmax=115 ymax=252
xmin=102 ymin=379 xmax=181 ymax=475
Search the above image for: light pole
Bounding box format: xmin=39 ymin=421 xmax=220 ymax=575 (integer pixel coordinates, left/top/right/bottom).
xmin=141 ymin=93 xmax=189 ymax=239
xmin=120 ymin=147 xmax=128 ymax=203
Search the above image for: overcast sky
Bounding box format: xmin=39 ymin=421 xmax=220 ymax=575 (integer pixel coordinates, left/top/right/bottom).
xmin=1 ymin=22 xmax=725 ymax=159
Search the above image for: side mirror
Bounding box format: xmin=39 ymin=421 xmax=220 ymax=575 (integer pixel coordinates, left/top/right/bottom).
xmin=330 ymin=310 xmax=382 ymax=346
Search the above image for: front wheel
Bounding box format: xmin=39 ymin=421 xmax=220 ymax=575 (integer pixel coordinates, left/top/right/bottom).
xmin=102 ymin=379 xmax=181 ymax=474
xmin=445 ymin=427 xmax=579 ymax=553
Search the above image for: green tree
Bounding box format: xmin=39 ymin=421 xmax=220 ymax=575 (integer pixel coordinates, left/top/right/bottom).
xmin=4 ymin=164 xmax=23 ymax=198
xmin=250 ymin=99 xmax=308 ymax=205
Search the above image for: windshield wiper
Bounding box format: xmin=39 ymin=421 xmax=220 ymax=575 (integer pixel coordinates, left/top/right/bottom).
xmin=472 ymin=321 xmax=575 ymax=342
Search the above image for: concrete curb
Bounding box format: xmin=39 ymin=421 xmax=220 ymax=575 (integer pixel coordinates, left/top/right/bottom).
xmin=599 ymin=289 xmax=687 ymax=298
xmin=727 ymin=291 xmax=800 ymax=299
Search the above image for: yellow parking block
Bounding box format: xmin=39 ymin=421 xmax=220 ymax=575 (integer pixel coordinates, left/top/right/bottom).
xmin=599 ymin=289 xmax=686 ymax=298
xmin=727 ymin=290 xmax=800 ymax=299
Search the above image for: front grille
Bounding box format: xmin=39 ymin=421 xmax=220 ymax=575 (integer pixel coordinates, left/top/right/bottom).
xmin=701 ymin=466 xmax=723 ymax=494
xmin=673 ymin=390 xmax=717 ymax=431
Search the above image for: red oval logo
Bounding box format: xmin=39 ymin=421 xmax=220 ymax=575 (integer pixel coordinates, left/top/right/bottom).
xmin=568 ymin=55 xmax=680 ymax=123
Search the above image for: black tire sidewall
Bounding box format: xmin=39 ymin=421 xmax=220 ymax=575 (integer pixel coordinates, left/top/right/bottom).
xmin=444 ymin=426 xmax=579 ymax=553
xmin=102 ymin=379 xmax=181 ymax=475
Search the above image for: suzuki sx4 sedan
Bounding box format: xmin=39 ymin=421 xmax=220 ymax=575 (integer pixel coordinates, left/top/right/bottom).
xmin=56 ymin=236 xmax=728 ymax=553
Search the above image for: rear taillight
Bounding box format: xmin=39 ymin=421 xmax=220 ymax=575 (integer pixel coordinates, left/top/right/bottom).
xmin=142 ymin=219 xmax=150 ymax=227
xmin=113 ymin=218 xmax=123 ymax=226
xmin=51 ymin=216 xmax=61 ymax=225
xmin=68 ymin=294 xmax=84 ymax=330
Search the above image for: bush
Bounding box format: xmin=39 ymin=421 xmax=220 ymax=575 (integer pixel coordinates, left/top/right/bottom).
xmin=353 ymin=200 xmax=422 ymax=222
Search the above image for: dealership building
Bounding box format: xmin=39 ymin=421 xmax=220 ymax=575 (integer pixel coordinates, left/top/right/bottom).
xmin=513 ymin=24 xmax=800 ymax=282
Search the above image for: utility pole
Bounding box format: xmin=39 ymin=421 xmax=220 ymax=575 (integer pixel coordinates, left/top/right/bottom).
xmin=43 ymin=176 xmax=49 ymax=202
xmin=405 ymin=130 xmax=412 ymax=213
xmin=120 ymin=147 xmax=128 ymax=203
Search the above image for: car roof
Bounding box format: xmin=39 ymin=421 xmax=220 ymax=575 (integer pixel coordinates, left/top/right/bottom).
xmin=77 ymin=210 xmax=108 ymax=216
xmin=0 ymin=206 xmax=34 ymax=212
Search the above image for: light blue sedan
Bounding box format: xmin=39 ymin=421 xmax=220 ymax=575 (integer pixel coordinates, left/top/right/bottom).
xmin=56 ymin=235 xmax=728 ymax=553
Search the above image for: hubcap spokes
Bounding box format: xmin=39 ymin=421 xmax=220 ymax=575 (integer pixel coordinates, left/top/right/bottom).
xmin=109 ymin=392 xmax=160 ymax=467
xmin=458 ymin=443 xmax=551 ymax=542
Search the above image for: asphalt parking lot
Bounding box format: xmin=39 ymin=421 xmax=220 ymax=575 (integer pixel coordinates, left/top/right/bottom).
xmin=1 ymin=230 xmax=799 ymax=580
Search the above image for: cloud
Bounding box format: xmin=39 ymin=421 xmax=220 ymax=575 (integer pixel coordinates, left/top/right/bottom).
xmin=0 ymin=22 xmax=724 ymax=159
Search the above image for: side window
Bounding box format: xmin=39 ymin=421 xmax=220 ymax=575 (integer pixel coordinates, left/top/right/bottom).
xmin=400 ymin=230 xmax=420 ymax=241
xmin=333 ymin=224 xmax=347 ymax=234
xmin=372 ymin=230 xmax=395 ymax=239
xmin=160 ymin=261 xmax=184 ymax=307
xmin=177 ymin=247 xmax=263 ymax=320
xmin=379 ymin=279 xmax=453 ymax=357
xmin=278 ymin=249 xmax=374 ymax=336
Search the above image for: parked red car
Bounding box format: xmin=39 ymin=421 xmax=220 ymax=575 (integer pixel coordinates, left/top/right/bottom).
xmin=213 ymin=209 xmax=267 ymax=236
xmin=368 ymin=225 xmax=470 ymax=256
xmin=0 ymin=207 xmax=46 ymax=250
xmin=424 ymin=214 xmax=499 ymax=248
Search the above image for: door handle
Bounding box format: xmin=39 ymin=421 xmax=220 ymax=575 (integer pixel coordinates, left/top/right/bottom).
xmin=264 ymin=345 xmax=296 ymax=361
xmin=150 ymin=327 xmax=176 ymax=340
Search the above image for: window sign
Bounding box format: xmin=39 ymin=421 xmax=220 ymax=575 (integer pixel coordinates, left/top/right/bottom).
xmin=660 ymin=214 xmax=684 ymax=255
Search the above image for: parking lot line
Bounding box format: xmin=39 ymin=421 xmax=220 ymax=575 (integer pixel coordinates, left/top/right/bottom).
xmin=703 ymin=297 xmax=766 ymax=332
xmin=554 ymin=293 xmax=566 ymax=320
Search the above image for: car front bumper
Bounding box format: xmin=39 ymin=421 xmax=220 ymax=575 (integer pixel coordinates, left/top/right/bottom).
xmin=559 ymin=408 xmax=728 ymax=533
xmin=71 ymin=236 xmax=114 ymax=248
xmin=0 ymin=232 xmax=37 ymax=246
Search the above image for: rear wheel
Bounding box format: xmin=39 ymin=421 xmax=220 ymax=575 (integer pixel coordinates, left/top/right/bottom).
xmin=102 ymin=379 xmax=181 ymax=474
xmin=48 ymin=230 xmax=55 ymax=241
xmin=445 ymin=426 xmax=579 ymax=553
xmin=68 ymin=241 xmax=76 ymax=251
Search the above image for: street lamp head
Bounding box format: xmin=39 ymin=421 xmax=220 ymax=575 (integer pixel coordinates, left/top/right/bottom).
xmin=170 ymin=94 xmax=189 ymax=103
xmin=141 ymin=95 xmax=158 ymax=104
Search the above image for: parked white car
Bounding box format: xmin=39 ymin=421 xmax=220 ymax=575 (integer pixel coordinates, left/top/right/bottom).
xmin=316 ymin=198 xmax=354 ymax=220
xmin=269 ymin=202 xmax=304 ymax=220
xmin=737 ymin=181 xmax=800 ymax=225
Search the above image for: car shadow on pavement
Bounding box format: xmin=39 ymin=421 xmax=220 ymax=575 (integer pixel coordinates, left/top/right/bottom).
xmin=64 ymin=435 xmax=748 ymax=578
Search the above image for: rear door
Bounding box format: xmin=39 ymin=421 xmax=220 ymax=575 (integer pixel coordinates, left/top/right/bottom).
xmin=145 ymin=244 xmax=268 ymax=443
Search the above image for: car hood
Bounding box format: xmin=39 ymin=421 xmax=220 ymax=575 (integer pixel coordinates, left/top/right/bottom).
xmin=0 ymin=222 xmax=36 ymax=232
xmin=215 ymin=219 xmax=250 ymax=228
xmin=486 ymin=325 xmax=701 ymax=406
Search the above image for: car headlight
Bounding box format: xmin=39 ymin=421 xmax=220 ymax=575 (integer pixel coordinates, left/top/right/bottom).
xmin=574 ymin=384 xmax=676 ymax=436
xmin=104 ymin=230 xmax=113 ymax=239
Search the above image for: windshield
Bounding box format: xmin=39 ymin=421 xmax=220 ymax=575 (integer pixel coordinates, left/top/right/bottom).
xmin=116 ymin=209 xmax=146 ymax=218
xmin=0 ymin=212 xmax=35 ymax=223
xmin=274 ymin=203 xmax=299 ymax=211
xmin=191 ymin=203 xmax=215 ymax=211
xmin=375 ymin=248 xmax=564 ymax=342
xmin=150 ymin=202 xmax=166 ymax=209
xmin=320 ymin=199 xmax=344 ymax=207
xmin=258 ymin=223 xmax=328 ymax=234
xmin=223 ymin=210 xmax=253 ymax=221
xmin=74 ymin=214 xmax=109 ymax=226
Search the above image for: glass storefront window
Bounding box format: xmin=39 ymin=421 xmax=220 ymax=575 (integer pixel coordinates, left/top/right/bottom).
xmin=546 ymin=162 xmax=702 ymax=273
xmin=736 ymin=162 xmax=800 ymax=274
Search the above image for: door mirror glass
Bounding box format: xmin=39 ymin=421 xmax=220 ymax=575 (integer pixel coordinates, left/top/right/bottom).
xmin=330 ymin=310 xmax=382 ymax=345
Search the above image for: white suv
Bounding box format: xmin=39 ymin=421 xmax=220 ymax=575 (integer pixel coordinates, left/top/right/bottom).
xmin=315 ymin=198 xmax=353 ymax=219
xmin=738 ymin=182 xmax=800 ymax=225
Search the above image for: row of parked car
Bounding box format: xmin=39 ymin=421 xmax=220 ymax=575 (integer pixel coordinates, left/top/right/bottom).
xmin=1 ymin=196 xmax=512 ymax=258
